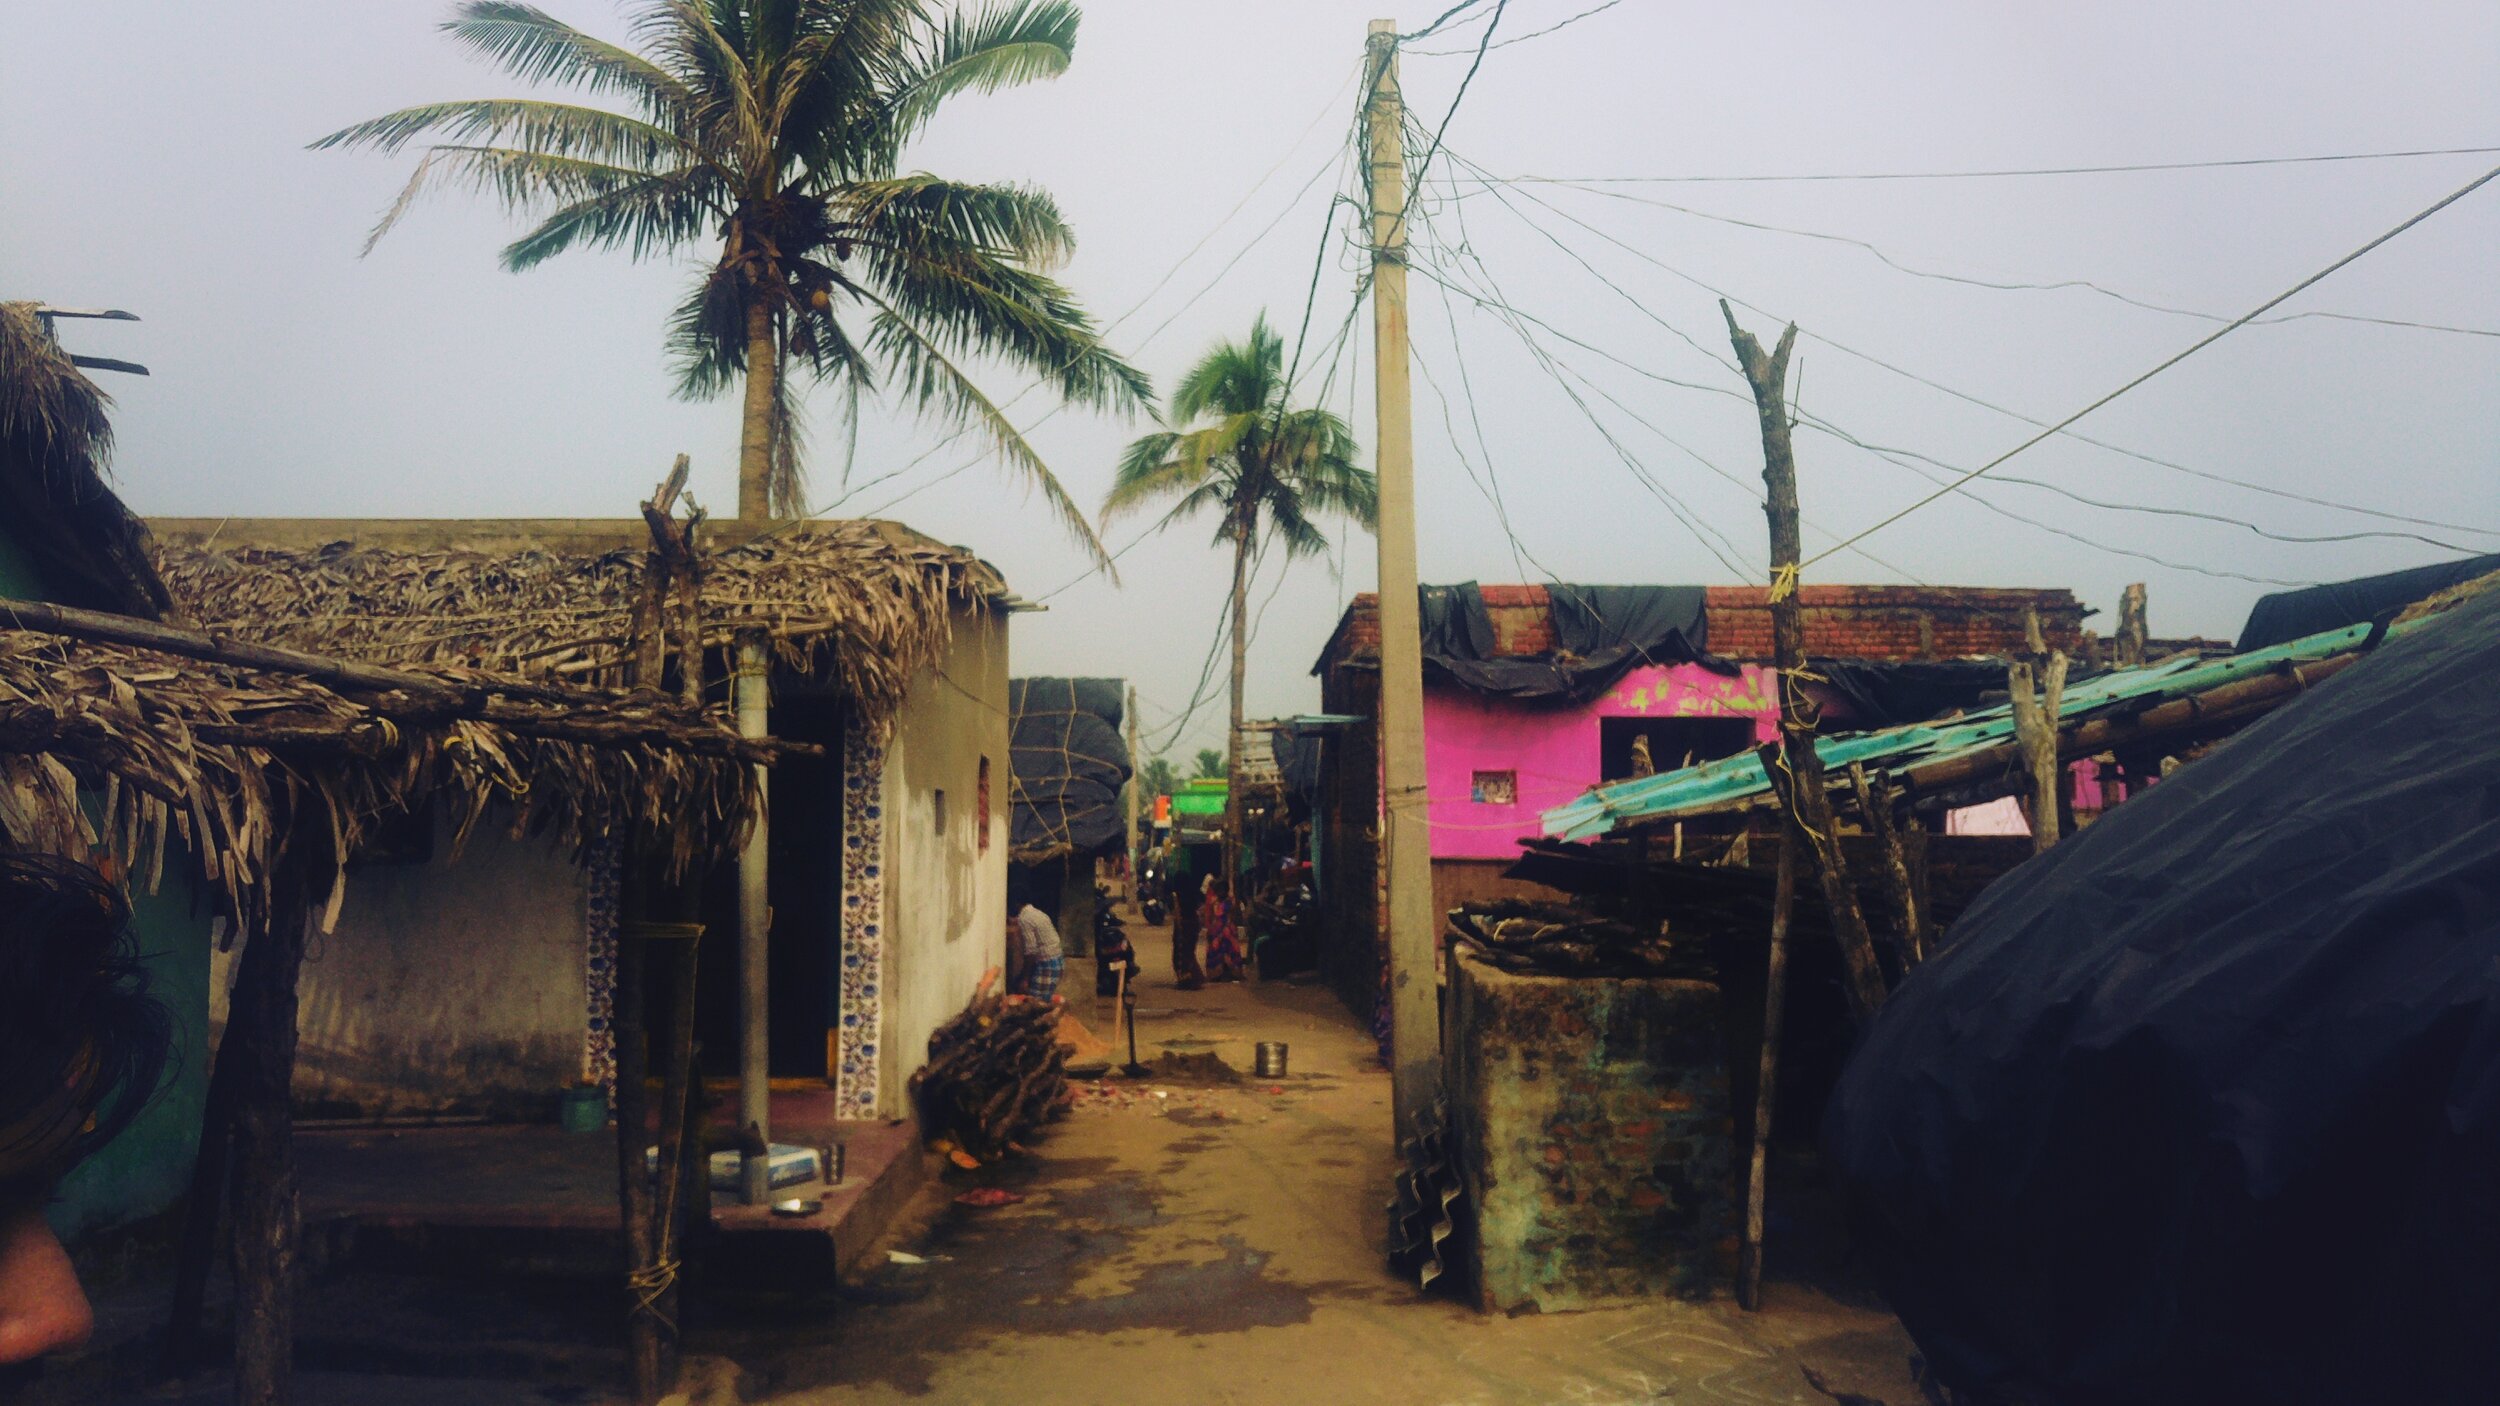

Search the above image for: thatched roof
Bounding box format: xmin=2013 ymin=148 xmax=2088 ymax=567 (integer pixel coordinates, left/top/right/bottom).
xmin=0 ymin=302 xmax=172 ymax=618
xmin=150 ymin=518 xmax=1005 ymax=733
xmin=0 ymin=620 xmax=762 ymax=936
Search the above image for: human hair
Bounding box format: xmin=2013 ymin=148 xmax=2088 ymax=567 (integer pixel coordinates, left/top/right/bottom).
xmin=0 ymin=854 xmax=173 ymax=1213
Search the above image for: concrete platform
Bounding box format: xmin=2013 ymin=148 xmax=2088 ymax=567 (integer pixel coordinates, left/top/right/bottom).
xmin=296 ymin=1088 xmax=930 ymax=1284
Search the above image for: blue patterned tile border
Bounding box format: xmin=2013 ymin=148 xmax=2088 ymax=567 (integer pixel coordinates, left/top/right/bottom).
xmin=583 ymin=834 xmax=622 ymax=1103
xmin=836 ymin=716 xmax=888 ymax=1119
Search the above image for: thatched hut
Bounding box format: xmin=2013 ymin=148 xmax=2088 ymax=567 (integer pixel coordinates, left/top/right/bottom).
xmin=146 ymin=514 xmax=1019 ymax=1126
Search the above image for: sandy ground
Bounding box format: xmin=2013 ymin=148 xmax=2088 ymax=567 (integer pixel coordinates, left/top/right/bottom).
xmin=700 ymin=910 xmax=1921 ymax=1406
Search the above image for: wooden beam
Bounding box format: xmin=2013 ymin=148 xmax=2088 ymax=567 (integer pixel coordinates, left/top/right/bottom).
xmin=1737 ymin=842 xmax=1795 ymax=1311
xmin=228 ymin=883 xmax=312 ymax=1406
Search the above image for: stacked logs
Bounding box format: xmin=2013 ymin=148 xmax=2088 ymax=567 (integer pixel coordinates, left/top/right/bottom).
xmin=908 ymin=981 xmax=1071 ymax=1162
xmin=1447 ymin=899 xmax=1716 ymax=982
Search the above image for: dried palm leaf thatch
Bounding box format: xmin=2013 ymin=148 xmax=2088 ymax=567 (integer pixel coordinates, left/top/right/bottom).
xmin=0 ymin=302 xmax=172 ymax=617
xmin=0 ymin=627 xmax=759 ymax=940
xmin=153 ymin=521 xmax=1000 ymax=737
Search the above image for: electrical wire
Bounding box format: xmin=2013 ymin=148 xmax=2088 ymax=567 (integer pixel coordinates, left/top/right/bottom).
xmin=1804 ymin=161 xmax=2500 ymax=567
xmin=1497 ymin=179 xmax=2500 ymax=338
xmin=1439 ymin=143 xmax=2500 ymax=540
xmin=1411 ymin=0 xmax=1624 ymax=56
xmin=1489 ymin=144 xmax=2500 ymax=184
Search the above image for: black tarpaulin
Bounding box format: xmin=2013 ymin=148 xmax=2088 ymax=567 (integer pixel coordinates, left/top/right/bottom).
xmin=2235 ymin=551 xmax=2500 ymax=652
xmin=1416 ymin=582 xmax=1712 ymax=703
xmin=1271 ymin=728 xmax=1326 ymax=801
xmin=1822 ymin=588 xmax=2500 ymax=1405
xmin=1007 ymin=677 xmax=1132 ymax=863
xmin=1808 ymin=657 xmax=2014 ymax=727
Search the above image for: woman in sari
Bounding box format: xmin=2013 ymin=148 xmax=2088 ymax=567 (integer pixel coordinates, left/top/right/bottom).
xmin=1201 ymin=877 xmax=1245 ymax=983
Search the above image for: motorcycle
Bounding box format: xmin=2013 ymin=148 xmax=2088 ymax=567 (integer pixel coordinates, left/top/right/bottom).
xmin=1094 ymin=883 xmax=1137 ymax=996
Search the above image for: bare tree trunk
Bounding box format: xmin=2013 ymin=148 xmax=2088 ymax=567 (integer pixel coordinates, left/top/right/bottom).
xmin=2008 ymin=652 xmax=2070 ymax=855
xmin=1722 ymin=302 xmax=1887 ymax=1024
xmin=229 ymin=887 xmax=311 ymax=1406
xmin=1848 ymin=762 xmax=1926 ymax=968
xmin=1738 ymin=841 xmax=1795 ymax=1311
xmin=2118 ymin=582 xmax=2148 ymax=667
xmin=737 ymin=299 xmax=778 ymax=522
xmin=1221 ymin=514 xmax=1251 ymax=898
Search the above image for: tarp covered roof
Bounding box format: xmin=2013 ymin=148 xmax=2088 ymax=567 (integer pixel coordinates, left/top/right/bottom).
xmin=1543 ymin=621 xmax=2384 ymax=840
xmin=2236 ymin=551 xmax=2500 ymax=652
xmin=1006 ymin=677 xmax=1130 ymax=864
xmin=1822 ymin=582 xmax=2500 ymax=1403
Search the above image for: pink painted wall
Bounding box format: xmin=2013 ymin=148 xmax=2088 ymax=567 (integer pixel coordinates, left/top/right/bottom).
xmin=1422 ymin=663 xmax=1782 ymax=859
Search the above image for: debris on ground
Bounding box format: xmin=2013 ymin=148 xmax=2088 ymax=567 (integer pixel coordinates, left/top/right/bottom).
xmin=908 ymin=976 xmax=1071 ymax=1163
xmin=1133 ymin=1050 xmax=1243 ymax=1085
xmin=953 ymin=1187 xmax=1026 ymax=1208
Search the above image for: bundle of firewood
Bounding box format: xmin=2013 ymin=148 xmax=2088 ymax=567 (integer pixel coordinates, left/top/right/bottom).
xmin=1447 ymin=899 xmax=1715 ymax=981
xmin=908 ymin=980 xmax=1071 ymax=1162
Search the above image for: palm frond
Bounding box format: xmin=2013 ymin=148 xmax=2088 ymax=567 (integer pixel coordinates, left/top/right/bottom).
xmin=666 ymin=263 xmax=749 ymax=398
xmin=883 ymin=0 xmax=1079 ymax=150
xmin=441 ymin=2 xmax=697 ymax=119
xmin=355 ymin=145 xmax=671 ymax=254
xmin=856 ymin=224 xmax=1150 ymax=416
xmin=503 ymin=170 xmax=719 ymax=268
xmin=311 ymin=98 xmax=701 ymax=174
xmin=837 ymin=175 xmax=1073 ymax=267
xmin=864 ymin=298 xmax=1111 ymax=570
xmin=1169 ymin=313 xmax=1285 ymax=423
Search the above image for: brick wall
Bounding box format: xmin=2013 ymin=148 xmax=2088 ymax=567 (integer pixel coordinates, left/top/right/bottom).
xmin=1319 ymin=583 xmax=2087 ymax=670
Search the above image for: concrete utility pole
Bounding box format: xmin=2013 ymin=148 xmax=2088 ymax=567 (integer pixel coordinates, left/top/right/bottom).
xmin=1367 ymin=18 xmax=1441 ymax=1136
xmin=1125 ymin=683 xmax=1142 ymax=902
xmin=733 ymin=632 xmax=772 ymax=1205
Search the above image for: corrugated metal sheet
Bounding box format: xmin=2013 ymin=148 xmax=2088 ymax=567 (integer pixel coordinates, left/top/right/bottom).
xmin=1541 ymin=621 xmax=2388 ymax=842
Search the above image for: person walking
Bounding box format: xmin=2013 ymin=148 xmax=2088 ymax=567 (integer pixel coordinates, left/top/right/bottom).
xmin=1010 ymin=899 xmax=1064 ymax=1001
xmin=1168 ymin=852 xmax=1204 ymax=991
xmin=1202 ymin=877 xmax=1245 ymax=983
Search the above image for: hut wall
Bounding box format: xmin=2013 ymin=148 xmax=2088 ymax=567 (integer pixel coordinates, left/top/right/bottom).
xmin=49 ymin=872 xmax=216 ymax=1238
xmin=872 ymin=605 xmax=1012 ymax=1119
xmin=231 ymin=817 xmax=593 ymax=1121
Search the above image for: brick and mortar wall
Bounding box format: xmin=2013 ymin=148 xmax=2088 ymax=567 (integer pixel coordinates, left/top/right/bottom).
xmin=1320 ymin=583 xmax=2086 ymax=669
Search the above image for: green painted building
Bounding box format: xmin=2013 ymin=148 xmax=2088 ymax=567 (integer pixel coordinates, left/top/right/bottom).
xmin=1 ymin=302 xmax=214 ymax=1239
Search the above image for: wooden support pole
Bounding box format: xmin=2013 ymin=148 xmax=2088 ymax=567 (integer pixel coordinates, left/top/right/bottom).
xmin=1738 ymin=842 xmax=1795 ymax=1311
xmin=646 ymin=927 xmax=703 ymax=1391
xmin=1848 ymin=762 xmax=1925 ymax=968
xmin=1724 ymin=301 xmax=1888 ymax=1023
xmin=159 ymin=966 xmax=245 ymax=1375
xmin=610 ymin=919 xmax=661 ymax=1403
xmin=228 ymin=887 xmax=311 ymax=1406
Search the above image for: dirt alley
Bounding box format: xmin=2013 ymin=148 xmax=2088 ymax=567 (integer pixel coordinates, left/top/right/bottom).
xmin=700 ymin=912 xmax=1920 ymax=1406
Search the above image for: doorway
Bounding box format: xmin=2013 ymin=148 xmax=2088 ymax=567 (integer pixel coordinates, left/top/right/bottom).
xmin=682 ymin=689 xmax=846 ymax=1080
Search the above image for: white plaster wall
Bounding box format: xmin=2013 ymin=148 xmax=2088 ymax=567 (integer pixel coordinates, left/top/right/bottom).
xmin=280 ymin=818 xmax=589 ymax=1117
xmin=875 ymin=605 xmax=1012 ymax=1115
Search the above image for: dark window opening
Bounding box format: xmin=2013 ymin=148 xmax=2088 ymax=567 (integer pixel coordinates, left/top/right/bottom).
xmin=1600 ymin=715 xmax=1757 ymax=782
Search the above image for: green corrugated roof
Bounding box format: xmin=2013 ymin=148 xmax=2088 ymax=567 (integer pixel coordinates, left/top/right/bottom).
xmin=1541 ymin=620 xmax=2389 ymax=841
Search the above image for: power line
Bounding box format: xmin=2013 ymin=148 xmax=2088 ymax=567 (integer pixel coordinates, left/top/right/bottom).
xmin=1488 ymin=144 xmax=2500 ymax=185
xmin=812 ymin=66 xmax=1361 ymax=519
xmin=1416 ymin=149 xmax=2409 ymax=585
xmin=1443 ymin=145 xmax=2500 ymax=540
xmin=1805 ymin=161 xmax=2500 ymax=567
xmin=1501 ymin=179 xmax=2500 ymax=338
xmin=1412 ymin=0 xmax=1624 ymax=56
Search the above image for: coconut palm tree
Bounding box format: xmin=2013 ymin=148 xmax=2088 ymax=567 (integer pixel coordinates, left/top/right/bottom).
xmin=1106 ymin=314 xmax=1374 ymax=880
xmin=315 ymin=0 xmax=1148 ymax=547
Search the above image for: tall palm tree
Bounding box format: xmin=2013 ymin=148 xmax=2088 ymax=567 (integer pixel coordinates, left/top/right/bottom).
xmin=316 ymin=0 xmax=1148 ymax=545
xmin=1106 ymin=314 xmax=1375 ymax=883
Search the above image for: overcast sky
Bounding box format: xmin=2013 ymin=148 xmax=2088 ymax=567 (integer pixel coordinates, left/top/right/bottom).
xmin=7 ymin=1 xmax=2496 ymax=762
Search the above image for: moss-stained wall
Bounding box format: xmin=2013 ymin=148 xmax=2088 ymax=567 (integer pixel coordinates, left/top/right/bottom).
xmin=1443 ymin=948 xmax=1736 ymax=1311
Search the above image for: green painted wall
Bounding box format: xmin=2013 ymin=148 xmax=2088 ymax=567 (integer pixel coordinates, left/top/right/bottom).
xmin=0 ymin=517 xmax=216 ymax=1238
xmin=47 ymin=875 xmax=214 ymax=1239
